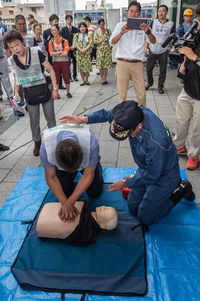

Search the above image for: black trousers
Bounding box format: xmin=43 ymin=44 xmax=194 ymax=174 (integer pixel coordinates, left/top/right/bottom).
xmin=56 ymin=161 xmax=103 ymax=199
xmin=69 ymin=51 xmax=77 ymax=78
xmin=146 ymin=50 xmax=168 ymax=88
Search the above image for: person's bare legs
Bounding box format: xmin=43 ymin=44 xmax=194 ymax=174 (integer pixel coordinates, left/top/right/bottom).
xmin=100 ymin=69 xmax=104 ymax=83
xmin=85 ymin=72 xmax=89 ymax=84
xmin=80 ymin=72 xmax=85 ymax=84
xmin=103 ymin=69 xmax=108 ymax=82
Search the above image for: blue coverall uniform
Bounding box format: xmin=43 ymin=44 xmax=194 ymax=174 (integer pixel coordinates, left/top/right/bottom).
xmin=87 ymin=106 xmax=180 ymax=225
xmin=176 ymin=21 xmax=193 ymax=37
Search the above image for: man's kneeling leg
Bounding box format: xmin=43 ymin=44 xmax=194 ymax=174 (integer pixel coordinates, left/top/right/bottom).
xmin=127 ymin=185 xmax=146 ymax=215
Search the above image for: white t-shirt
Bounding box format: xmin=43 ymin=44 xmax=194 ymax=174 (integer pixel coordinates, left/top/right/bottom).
xmin=110 ymin=21 xmax=147 ymax=61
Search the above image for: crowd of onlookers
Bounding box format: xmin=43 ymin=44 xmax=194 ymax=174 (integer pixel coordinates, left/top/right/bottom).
xmin=0 ymin=13 xmax=113 ymax=154
xmin=0 ymin=1 xmax=200 ymax=171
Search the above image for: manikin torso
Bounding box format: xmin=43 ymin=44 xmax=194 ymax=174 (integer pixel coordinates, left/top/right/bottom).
xmin=37 ymin=202 xmax=84 ymax=239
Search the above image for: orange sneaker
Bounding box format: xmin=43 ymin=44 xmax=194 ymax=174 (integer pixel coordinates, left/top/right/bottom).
xmin=177 ymin=145 xmax=187 ymax=155
xmin=186 ymin=158 xmax=199 ymax=170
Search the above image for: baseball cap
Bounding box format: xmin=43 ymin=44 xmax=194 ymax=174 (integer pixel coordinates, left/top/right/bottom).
xmin=109 ymin=101 xmax=143 ymax=141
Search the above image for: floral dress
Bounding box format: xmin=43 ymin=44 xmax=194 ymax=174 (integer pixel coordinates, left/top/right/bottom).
xmin=73 ymin=33 xmax=93 ymax=73
xmin=94 ymin=28 xmax=112 ymax=70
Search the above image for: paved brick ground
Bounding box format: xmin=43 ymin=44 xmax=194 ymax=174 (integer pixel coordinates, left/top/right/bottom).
xmin=0 ymin=65 xmax=199 ymax=208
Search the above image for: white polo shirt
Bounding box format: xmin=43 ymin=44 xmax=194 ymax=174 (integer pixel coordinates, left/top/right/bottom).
xmin=110 ymin=21 xmax=147 ymax=61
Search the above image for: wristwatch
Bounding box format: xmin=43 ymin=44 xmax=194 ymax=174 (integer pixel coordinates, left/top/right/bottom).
xmin=194 ymin=56 xmax=200 ymax=64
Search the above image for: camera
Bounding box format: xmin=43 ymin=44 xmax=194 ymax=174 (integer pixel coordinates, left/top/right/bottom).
xmin=162 ymin=21 xmax=200 ymax=64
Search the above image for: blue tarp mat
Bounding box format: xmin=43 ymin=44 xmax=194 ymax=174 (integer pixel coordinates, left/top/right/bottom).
xmin=0 ymin=167 xmax=200 ymax=301
xmin=12 ymin=208 xmax=147 ymax=296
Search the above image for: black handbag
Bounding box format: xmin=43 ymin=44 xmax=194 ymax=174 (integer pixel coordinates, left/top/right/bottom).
xmin=24 ymin=83 xmax=51 ymax=105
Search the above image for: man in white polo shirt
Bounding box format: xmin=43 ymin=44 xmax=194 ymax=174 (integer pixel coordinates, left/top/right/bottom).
xmin=110 ymin=1 xmax=156 ymax=106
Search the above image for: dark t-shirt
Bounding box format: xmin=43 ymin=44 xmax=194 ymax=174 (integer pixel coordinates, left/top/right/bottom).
xmin=184 ymin=42 xmax=200 ymax=100
xmin=13 ymin=48 xmax=46 ymax=72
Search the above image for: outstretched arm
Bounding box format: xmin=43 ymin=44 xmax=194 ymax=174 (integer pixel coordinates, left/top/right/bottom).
xmin=59 ymin=109 xmax=113 ymax=125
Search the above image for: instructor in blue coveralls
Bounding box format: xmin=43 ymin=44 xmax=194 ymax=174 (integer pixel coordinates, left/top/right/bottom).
xmin=59 ymin=101 xmax=195 ymax=225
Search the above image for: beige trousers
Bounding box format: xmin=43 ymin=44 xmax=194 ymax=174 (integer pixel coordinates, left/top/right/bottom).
xmin=115 ymin=60 xmax=146 ymax=106
xmin=173 ymin=88 xmax=200 ymax=158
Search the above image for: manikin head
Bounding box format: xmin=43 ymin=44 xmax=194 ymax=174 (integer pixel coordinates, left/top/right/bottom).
xmin=92 ymin=206 xmax=118 ymax=230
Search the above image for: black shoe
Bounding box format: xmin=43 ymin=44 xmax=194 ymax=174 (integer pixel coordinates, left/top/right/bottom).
xmin=16 ymin=110 xmax=25 ymax=117
xmin=80 ymin=82 xmax=85 ymax=86
xmin=69 ymin=78 xmax=73 ymax=82
xmin=85 ymin=82 xmax=90 ymax=86
xmin=73 ymin=77 xmax=78 ymax=82
xmin=59 ymin=84 xmax=66 ymax=90
xmin=67 ymin=93 xmax=72 ymax=98
xmin=180 ymin=180 xmax=195 ymax=202
xmin=170 ymin=179 xmax=195 ymax=205
xmin=0 ymin=143 xmax=9 ymax=151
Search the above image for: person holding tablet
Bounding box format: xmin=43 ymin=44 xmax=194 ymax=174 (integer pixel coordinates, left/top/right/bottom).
xmin=110 ymin=1 xmax=156 ymax=106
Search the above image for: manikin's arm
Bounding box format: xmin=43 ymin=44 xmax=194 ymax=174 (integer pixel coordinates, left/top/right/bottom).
xmin=59 ymin=166 xmax=96 ymax=221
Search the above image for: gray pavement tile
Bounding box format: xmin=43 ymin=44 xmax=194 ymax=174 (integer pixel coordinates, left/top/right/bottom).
xmin=99 ymin=124 xmax=111 ymax=141
xmin=0 ymin=182 xmax=17 ymax=208
xmin=0 ymin=169 xmax=10 ymax=182
xmin=12 ymin=129 xmax=32 ymax=146
xmin=0 ymin=144 xmax=29 ymax=168
xmin=89 ymin=124 xmax=102 ymax=139
xmin=120 ymin=139 xmax=130 ymax=148
xmin=99 ymin=140 xmax=119 ymax=163
xmin=0 ymin=123 xmax=27 ymax=140
xmin=101 ymin=162 xmax=116 ymax=168
xmin=117 ymin=160 xmax=137 ymax=169
xmin=0 ymin=139 xmax=14 ymax=146
xmin=117 ymin=147 xmax=135 ymax=165
xmin=157 ymin=105 xmax=175 ymax=115
xmin=4 ymin=154 xmax=40 ymax=182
